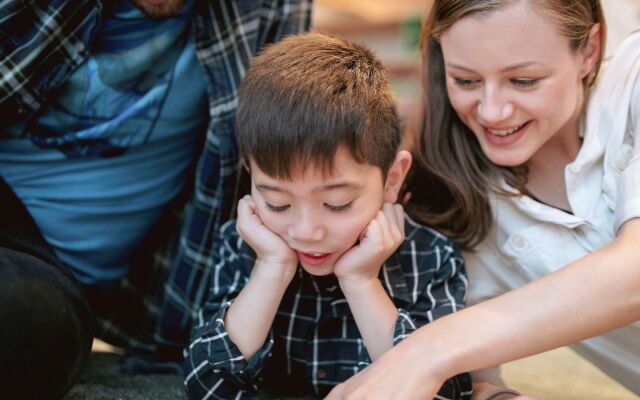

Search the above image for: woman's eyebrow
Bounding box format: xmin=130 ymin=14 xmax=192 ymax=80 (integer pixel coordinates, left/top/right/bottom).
xmin=446 ymin=61 xmax=540 ymax=73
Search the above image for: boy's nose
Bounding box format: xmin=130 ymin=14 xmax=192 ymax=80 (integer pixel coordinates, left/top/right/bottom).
xmin=287 ymin=218 xmax=325 ymax=243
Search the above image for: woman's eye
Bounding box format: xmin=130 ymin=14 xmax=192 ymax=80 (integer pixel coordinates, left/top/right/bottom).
xmin=324 ymin=202 xmax=353 ymax=212
xmin=265 ymin=203 xmax=290 ymax=213
xmin=511 ymin=78 xmax=538 ymax=88
xmin=453 ymin=77 xmax=479 ymax=88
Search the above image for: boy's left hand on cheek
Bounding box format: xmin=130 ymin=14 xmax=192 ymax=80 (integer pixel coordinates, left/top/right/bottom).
xmin=334 ymin=203 xmax=405 ymax=289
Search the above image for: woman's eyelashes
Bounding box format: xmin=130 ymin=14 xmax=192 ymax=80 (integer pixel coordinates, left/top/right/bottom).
xmin=510 ymin=78 xmax=539 ymax=88
xmin=452 ymin=77 xmax=540 ymax=89
xmin=453 ymin=77 xmax=479 ymax=88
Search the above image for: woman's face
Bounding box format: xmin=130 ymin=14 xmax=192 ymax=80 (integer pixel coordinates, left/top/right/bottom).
xmin=440 ymin=0 xmax=598 ymax=167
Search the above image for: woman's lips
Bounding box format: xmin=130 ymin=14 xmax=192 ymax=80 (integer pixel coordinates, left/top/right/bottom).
xmin=483 ymin=120 xmax=530 ymax=146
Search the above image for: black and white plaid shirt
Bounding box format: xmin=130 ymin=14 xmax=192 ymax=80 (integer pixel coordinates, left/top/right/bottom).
xmin=184 ymin=215 xmax=472 ymax=399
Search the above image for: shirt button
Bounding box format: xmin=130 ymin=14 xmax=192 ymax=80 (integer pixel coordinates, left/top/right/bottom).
xmin=17 ymin=105 xmax=28 ymax=115
xmin=569 ymin=164 xmax=581 ymax=173
xmin=613 ymin=144 xmax=633 ymax=170
xmin=511 ymin=235 xmax=526 ymax=250
xmin=316 ymin=369 xmax=327 ymax=379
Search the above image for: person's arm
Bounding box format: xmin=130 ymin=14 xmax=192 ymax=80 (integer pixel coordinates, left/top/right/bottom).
xmin=334 ymin=203 xmax=405 ymax=360
xmin=326 ymin=218 xmax=640 ymax=400
xmin=183 ymin=221 xmax=270 ymax=400
xmin=184 ymin=197 xmax=298 ymax=399
xmin=224 ymin=195 xmax=298 ymax=358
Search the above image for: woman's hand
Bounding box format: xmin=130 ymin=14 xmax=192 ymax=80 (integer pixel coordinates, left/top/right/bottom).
xmin=236 ymin=195 xmax=298 ymax=282
xmin=325 ymin=336 xmax=442 ymax=400
xmin=333 ymin=203 xmax=405 ymax=289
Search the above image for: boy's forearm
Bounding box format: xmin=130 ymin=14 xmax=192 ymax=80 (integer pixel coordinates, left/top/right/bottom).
xmin=225 ymin=260 xmax=292 ymax=359
xmin=340 ymin=278 xmax=398 ymax=361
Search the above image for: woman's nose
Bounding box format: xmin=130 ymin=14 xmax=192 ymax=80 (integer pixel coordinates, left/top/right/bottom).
xmin=477 ymin=88 xmax=514 ymax=124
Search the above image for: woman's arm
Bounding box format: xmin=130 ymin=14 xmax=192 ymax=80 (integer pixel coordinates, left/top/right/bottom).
xmin=326 ymin=218 xmax=640 ymax=400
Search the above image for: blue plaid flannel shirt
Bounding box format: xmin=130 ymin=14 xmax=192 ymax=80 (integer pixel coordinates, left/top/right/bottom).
xmin=0 ymin=0 xmax=311 ymax=371
xmin=184 ymin=216 xmax=473 ymax=399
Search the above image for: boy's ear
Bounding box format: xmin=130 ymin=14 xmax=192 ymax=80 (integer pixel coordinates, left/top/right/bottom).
xmin=383 ymin=150 xmax=412 ymax=203
xmin=243 ymin=159 xmax=251 ymax=173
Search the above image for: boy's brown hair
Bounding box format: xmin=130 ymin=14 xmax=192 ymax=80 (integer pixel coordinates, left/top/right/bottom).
xmin=237 ymin=32 xmax=400 ymax=179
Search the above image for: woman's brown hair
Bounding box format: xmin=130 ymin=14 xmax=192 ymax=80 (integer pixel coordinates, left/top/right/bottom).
xmin=404 ymin=0 xmax=606 ymax=250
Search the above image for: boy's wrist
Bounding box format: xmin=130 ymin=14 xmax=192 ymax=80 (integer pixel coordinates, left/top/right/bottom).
xmin=338 ymin=275 xmax=381 ymax=296
xmin=252 ymin=259 xmax=297 ymax=288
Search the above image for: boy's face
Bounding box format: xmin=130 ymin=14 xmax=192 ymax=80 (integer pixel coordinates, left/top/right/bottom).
xmin=250 ymin=146 xmax=402 ymax=276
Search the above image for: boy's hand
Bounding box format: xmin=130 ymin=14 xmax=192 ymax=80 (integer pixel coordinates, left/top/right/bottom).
xmin=334 ymin=203 xmax=405 ymax=289
xmin=236 ymin=195 xmax=298 ymax=282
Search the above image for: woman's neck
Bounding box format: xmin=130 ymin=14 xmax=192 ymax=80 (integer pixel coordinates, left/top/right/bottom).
xmin=525 ymin=114 xmax=583 ymax=211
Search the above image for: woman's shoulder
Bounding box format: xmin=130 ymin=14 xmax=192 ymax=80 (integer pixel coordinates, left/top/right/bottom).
xmin=596 ymin=30 xmax=640 ymax=88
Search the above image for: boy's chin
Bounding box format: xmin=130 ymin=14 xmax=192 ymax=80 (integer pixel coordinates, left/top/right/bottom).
xmin=299 ymin=262 xmax=335 ymax=277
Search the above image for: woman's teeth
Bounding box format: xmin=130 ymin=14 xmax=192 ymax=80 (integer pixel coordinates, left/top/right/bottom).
xmin=488 ymin=124 xmax=522 ymax=136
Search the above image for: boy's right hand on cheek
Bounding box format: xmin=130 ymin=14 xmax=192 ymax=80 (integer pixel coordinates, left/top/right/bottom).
xmin=237 ymin=195 xmax=298 ymax=281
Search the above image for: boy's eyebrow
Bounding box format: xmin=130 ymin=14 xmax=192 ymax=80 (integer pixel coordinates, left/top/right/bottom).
xmin=446 ymin=61 xmax=539 ymax=73
xmin=254 ymin=181 xmax=362 ymax=194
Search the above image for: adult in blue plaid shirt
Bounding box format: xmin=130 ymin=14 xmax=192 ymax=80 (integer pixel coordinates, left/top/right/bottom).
xmin=0 ymin=0 xmax=310 ymax=398
xmin=184 ymin=32 xmax=472 ymax=400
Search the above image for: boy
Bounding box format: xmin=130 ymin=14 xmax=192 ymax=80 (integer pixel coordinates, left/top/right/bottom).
xmin=183 ymin=32 xmax=472 ymax=400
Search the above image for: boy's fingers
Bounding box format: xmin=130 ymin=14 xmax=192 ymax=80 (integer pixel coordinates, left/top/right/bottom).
xmin=394 ymin=204 xmax=405 ymax=238
xmin=376 ymin=209 xmax=393 ymax=243
xmin=382 ymin=203 xmax=403 ymax=242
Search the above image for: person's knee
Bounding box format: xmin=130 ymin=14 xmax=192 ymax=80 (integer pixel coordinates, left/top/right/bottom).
xmin=0 ymin=248 xmax=94 ymax=400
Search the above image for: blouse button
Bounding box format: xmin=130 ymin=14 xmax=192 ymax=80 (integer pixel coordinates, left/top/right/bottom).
xmin=316 ymin=369 xmax=327 ymax=379
xmin=613 ymin=144 xmax=634 ymax=170
xmin=511 ymin=235 xmax=526 ymax=250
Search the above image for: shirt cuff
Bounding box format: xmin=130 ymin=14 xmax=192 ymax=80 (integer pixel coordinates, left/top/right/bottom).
xmin=392 ymin=308 xmax=417 ymax=345
xmin=615 ymin=154 xmax=640 ymax=232
xmin=204 ymin=303 xmax=275 ymax=382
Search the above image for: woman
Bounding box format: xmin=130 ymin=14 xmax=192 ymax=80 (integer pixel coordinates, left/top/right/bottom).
xmin=326 ymin=0 xmax=640 ymax=399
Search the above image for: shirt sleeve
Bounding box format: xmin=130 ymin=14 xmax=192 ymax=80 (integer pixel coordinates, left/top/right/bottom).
xmin=391 ymin=236 xmax=473 ymax=400
xmin=183 ymin=222 xmax=274 ymax=400
xmin=256 ymin=0 xmax=312 ymax=48
xmin=0 ymin=0 xmax=98 ymax=117
xmin=614 ymin=48 xmax=640 ymax=231
xmin=392 ymin=238 xmax=467 ymax=344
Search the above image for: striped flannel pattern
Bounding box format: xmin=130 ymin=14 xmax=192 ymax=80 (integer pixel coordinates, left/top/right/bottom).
xmin=184 ymin=215 xmax=473 ymax=400
xmin=0 ymin=0 xmax=312 ymax=370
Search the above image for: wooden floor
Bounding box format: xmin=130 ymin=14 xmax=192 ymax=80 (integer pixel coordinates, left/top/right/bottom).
xmin=503 ymin=347 xmax=638 ymax=400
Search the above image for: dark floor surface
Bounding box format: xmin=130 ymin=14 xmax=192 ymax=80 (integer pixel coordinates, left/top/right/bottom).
xmin=64 ymin=352 xmax=319 ymax=400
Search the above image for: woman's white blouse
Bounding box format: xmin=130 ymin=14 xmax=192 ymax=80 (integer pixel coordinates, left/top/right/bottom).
xmin=464 ymin=32 xmax=640 ymax=394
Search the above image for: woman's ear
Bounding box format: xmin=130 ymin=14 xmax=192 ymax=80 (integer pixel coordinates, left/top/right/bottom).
xmin=384 ymin=150 xmax=412 ymax=203
xmin=581 ymin=23 xmax=602 ymax=83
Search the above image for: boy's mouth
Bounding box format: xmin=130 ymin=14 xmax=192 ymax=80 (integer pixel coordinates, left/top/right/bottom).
xmin=297 ymin=251 xmax=332 ymax=266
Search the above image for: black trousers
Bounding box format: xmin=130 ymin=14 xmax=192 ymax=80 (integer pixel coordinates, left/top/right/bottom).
xmin=0 ymin=177 xmax=94 ymax=400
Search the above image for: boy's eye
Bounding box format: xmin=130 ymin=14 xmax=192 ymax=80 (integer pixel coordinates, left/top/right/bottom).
xmin=324 ymin=202 xmax=353 ymax=212
xmin=510 ymin=78 xmax=538 ymax=88
xmin=265 ymin=202 xmax=290 ymax=213
xmin=453 ymin=77 xmax=479 ymax=88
